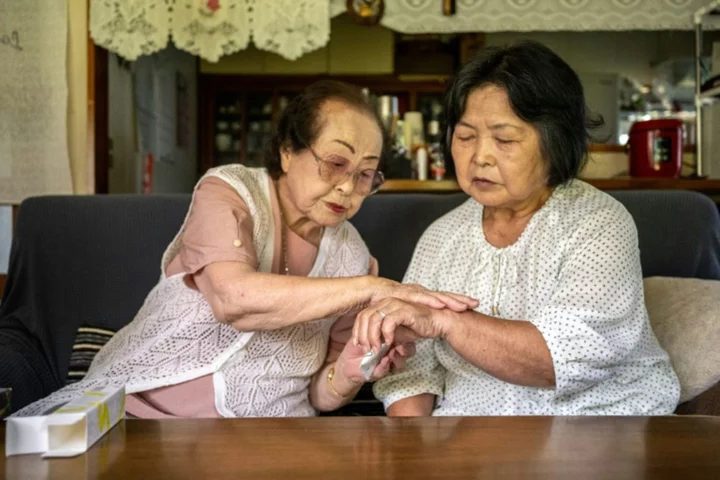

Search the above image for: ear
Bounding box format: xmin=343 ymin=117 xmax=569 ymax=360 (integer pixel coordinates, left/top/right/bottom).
xmin=280 ymin=143 xmax=292 ymax=173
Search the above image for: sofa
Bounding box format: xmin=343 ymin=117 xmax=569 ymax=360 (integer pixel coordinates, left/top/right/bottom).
xmin=1 ymin=189 xmax=719 ymax=415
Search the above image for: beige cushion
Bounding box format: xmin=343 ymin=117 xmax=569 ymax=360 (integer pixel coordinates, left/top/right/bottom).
xmin=644 ymin=277 xmax=720 ymax=403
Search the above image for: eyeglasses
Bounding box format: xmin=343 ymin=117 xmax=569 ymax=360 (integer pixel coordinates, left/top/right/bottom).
xmin=306 ymin=146 xmax=385 ymax=196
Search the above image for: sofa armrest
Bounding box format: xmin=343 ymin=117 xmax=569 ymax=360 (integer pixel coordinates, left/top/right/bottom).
xmin=675 ymin=381 xmax=720 ymax=416
xmin=0 ymin=327 xmax=62 ymax=414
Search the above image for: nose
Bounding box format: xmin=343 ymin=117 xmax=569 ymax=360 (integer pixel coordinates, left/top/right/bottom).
xmin=472 ymin=135 xmax=495 ymax=167
xmin=334 ymin=173 xmax=355 ymax=195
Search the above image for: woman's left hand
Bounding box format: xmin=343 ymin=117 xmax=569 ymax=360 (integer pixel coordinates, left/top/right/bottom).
xmin=336 ymin=340 xmax=416 ymax=386
xmin=352 ymin=298 xmax=453 ymax=351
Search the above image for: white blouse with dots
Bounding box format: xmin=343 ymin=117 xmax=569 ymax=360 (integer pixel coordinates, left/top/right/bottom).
xmin=374 ymin=180 xmax=680 ymax=416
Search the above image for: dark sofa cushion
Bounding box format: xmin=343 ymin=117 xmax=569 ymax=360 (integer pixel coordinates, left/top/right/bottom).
xmin=0 ymin=195 xmax=190 ymax=411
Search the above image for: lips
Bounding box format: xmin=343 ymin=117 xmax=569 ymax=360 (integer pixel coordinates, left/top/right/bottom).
xmin=472 ymin=177 xmax=497 ymax=185
xmin=326 ymin=202 xmax=348 ymax=214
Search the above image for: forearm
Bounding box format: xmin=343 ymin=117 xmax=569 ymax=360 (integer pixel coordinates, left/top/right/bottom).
xmin=444 ymin=310 xmax=556 ymax=387
xmin=386 ymin=394 xmax=435 ymax=417
xmin=309 ymin=361 xmax=363 ymax=412
xmin=197 ymin=264 xmax=381 ymax=331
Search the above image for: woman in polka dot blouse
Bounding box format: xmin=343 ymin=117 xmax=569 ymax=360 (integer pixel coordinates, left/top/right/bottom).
xmin=353 ymin=41 xmax=681 ymax=416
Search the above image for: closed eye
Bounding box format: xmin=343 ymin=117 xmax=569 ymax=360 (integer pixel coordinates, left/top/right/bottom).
xmin=495 ymin=138 xmax=515 ymax=144
xmin=456 ymin=134 xmax=475 ymax=142
xmin=326 ymin=157 xmax=349 ymax=168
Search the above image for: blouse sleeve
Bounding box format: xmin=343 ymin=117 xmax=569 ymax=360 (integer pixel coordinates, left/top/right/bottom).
xmin=179 ymin=177 xmax=259 ymax=274
xmin=529 ymin=205 xmax=655 ymax=398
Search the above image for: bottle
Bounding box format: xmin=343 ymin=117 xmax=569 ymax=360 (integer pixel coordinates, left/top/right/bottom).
xmin=416 ymin=146 xmax=428 ymax=181
xmin=385 ymin=119 xmax=412 ymax=179
xmin=427 ymin=120 xmax=446 ymax=180
xmin=431 ymin=155 xmax=446 ymax=181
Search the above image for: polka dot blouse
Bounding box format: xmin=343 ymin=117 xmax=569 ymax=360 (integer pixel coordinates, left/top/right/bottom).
xmin=374 ymin=180 xmax=680 ymax=416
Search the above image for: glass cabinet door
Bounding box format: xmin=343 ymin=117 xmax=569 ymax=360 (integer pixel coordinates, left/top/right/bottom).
xmin=245 ymin=92 xmax=274 ymax=168
xmin=213 ymin=92 xmax=244 ymax=166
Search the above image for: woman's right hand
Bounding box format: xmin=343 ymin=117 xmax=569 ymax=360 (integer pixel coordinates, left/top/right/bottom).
xmin=370 ymin=279 xmax=478 ymax=313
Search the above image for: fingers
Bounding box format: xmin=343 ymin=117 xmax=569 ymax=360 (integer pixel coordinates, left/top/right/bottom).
xmin=449 ymin=292 xmax=479 ymax=307
xmin=417 ymin=291 xmax=478 ymax=312
xmin=379 ymin=315 xmax=399 ymax=347
xmin=424 ymin=292 xmax=469 ymax=312
xmin=389 ymin=349 xmax=406 ymax=372
xmin=370 ymin=356 xmax=391 ymax=380
xmin=399 ymin=342 xmax=416 ymax=359
xmin=353 ymin=306 xmax=379 ymax=351
xmin=351 ymin=309 xmax=362 ymax=346
xmin=354 ymin=298 xmax=399 ymax=351
xmin=356 ymin=306 xmax=385 ymax=352
xmin=368 ymin=310 xmax=385 ymax=352
xmin=397 ymin=285 xmax=477 ymax=312
xmin=404 ymin=290 xmax=446 ymax=310
xmin=352 ymin=306 xmax=373 ymax=348
xmin=365 ymin=342 xmax=417 ymax=381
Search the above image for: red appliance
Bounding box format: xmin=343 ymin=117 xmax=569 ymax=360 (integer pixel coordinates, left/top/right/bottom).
xmin=628 ymin=119 xmax=683 ymax=178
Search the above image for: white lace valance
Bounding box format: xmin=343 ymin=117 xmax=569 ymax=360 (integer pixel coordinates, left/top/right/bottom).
xmin=379 ymin=0 xmax=719 ymax=33
xmin=90 ymin=0 xmax=332 ymax=62
xmin=91 ymin=0 xmax=718 ymax=63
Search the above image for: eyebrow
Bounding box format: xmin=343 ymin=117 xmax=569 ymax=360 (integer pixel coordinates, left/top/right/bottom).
xmin=456 ymin=120 xmax=523 ymax=132
xmin=489 ymin=122 xmax=524 ymax=132
xmin=332 ymin=139 xmax=355 ymax=154
xmin=332 ymin=139 xmax=379 ymax=161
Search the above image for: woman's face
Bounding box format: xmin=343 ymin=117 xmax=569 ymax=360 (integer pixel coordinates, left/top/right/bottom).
xmin=281 ymin=100 xmax=383 ymax=227
xmin=451 ymin=85 xmax=550 ymax=210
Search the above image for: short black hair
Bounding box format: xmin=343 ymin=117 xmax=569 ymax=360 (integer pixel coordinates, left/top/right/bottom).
xmin=264 ymin=80 xmax=387 ymax=179
xmin=443 ymin=40 xmax=604 ymax=187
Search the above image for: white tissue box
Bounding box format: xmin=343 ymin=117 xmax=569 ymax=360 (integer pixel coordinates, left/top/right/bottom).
xmin=5 ymin=385 xmax=125 ymax=457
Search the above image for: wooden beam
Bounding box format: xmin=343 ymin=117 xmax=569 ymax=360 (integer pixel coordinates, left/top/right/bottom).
xmin=88 ymin=20 xmax=109 ymax=194
xmin=0 ymin=205 xmax=18 ymax=298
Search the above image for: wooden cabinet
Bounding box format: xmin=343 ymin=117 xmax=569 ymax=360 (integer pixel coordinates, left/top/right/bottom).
xmin=198 ymin=75 xmax=448 ymax=176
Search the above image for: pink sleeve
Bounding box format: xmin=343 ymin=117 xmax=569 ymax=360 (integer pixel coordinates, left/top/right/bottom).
xmin=179 ymin=177 xmax=259 ymax=274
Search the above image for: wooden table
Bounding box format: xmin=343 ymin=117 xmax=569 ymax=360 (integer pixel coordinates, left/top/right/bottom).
xmin=3 ymin=416 xmax=720 ymax=479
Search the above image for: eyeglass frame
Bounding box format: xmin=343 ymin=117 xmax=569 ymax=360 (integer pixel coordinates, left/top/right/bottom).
xmin=305 ymin=145 xmax=386 ymax=196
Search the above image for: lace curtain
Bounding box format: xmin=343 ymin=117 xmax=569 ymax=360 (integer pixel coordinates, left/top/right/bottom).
xmin=380 ymin=0 xmax=717 ymax=33
xmin=90 ymin=0 xmax=333 ymax=62
xmin=90 ymin=0 xmax=716 ymax=63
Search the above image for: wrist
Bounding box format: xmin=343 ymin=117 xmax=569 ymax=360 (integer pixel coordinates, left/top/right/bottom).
xmin=361 ymin=275 xmax=377 ymax=303
xmin=441 ymin=309 xmax=465 ymax=342
xmin=330 ymin=359 xmax=363 ymax=397
xmin=364 ymin=276 xmax=394 ymax=304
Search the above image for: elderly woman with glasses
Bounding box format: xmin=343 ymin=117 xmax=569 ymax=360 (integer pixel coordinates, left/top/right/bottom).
xmin=14 ymin=80 xmax=476 ymax=419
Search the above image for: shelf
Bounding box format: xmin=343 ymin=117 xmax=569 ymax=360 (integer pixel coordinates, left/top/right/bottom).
xmin=699 ymin=85 xmax=720 ymax=101
xmin=380 ymin=179 xmax=460 ymax=192
xmin=587 ymin=177 xmax=720 ymax=193
xmin=379 ymin=178 xmax=720 ymax=194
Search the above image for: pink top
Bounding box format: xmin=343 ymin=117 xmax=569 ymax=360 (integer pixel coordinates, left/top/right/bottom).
xmin=125 ymin=176 xmax=377 ymax=418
